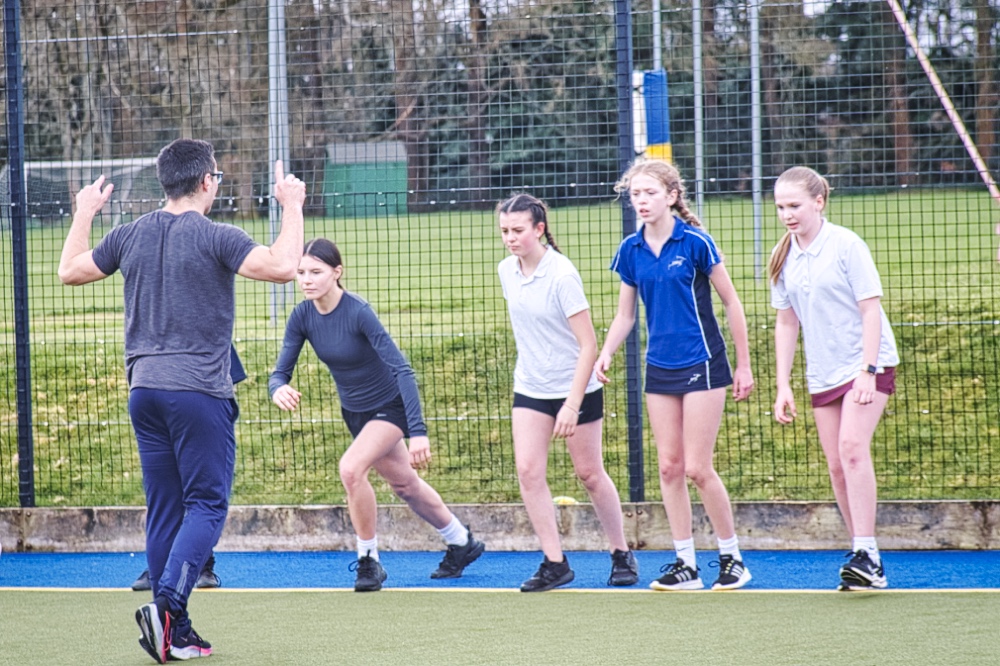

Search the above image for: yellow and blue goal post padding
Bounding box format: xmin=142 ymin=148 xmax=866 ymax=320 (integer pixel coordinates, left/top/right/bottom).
xmin=633 ymin=69 xmax=672 ymax=163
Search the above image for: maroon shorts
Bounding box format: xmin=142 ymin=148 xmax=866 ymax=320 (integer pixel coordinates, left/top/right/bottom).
xmin=810 ymin=367 xmax=896 ymax=408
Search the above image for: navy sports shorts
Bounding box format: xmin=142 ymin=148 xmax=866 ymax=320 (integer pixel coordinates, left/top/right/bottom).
xmin=341 ymin=392 xmax=410 ymax=439
xmin=512 ymin=388 xmax=604 ymax=425
xmin=645 ymin=351 xmax=733 ymax=395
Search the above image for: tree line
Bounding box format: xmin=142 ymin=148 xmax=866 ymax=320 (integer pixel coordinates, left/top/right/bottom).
xmin=1 ymin=0 xmax=997 ymax=215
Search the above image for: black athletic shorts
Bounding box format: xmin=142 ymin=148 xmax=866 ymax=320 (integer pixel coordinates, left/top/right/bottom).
xmin=512 ymin=388 xmax=603 ymax=425
xmin=341 ymin=392 xmax=410 ymax=439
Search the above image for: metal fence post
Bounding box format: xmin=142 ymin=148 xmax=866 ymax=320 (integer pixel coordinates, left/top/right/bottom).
xmin=614 ymin=0 xmax=644 ymax=502
xmin=4 ymin=0 xmax=36 ymax=508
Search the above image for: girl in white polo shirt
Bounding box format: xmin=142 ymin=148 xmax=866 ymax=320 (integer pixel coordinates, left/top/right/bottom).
xmin=497 ymin=193 xmax=638 ymax=592
xmin=769 ymin=166 xmax=899 ymax=590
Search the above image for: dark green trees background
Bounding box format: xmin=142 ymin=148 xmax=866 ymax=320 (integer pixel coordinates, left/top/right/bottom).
xmin=2 ymin=0 xmax=998 ymax=209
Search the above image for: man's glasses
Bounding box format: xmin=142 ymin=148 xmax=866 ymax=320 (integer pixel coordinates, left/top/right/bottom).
xmin=210 ymin=171 xmax=224 ymax=183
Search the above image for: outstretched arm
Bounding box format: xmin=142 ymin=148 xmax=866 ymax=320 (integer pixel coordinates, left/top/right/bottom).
xmin=58 ymin=176 xmax=115 ymax=285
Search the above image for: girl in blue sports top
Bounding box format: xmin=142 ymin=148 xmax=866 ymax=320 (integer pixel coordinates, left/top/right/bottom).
xmin=596 ymin=160 xmax=755 ymax=591
xmin=770 ymin=167 xmax=898 ymax=591
xmin=497 ymin=193 xmax=638 ymax=592
xmin=269 ymin=239 xmax=485 ymax=591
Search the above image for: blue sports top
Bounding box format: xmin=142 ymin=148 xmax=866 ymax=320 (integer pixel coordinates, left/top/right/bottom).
xmin=610 ymin=218 xmax=726 ymax=369
xmin=268 ymin=292 xmax=427 ymax=437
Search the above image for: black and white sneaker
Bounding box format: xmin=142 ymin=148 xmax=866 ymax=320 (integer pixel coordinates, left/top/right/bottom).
xmin=431 ymin=529 xmax=486 ymax=579
xmin=520 ymin=556 xmax=575 ymax=592
xmin=135 ymin=597 xmax=172 ymax=664
xmin=649 ymin=558 xmax=703 ymax=591
xmin=351 ymin=554 xmax=388 ymax=592
xmin=608 ymin=549 xmax=639 ymax=586
xmin=710 ymin=554 xmax=752 ymax=590
xmin=839 ymin=550 xmax=887 ymax=590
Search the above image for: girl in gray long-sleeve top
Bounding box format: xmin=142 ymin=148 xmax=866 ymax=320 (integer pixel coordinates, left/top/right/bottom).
xmin=269 ymin=239 xmax=484 ymax=591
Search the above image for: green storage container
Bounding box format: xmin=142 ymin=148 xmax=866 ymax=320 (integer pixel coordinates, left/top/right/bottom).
xmin=324 ymin=142 xmax=408 ymax=218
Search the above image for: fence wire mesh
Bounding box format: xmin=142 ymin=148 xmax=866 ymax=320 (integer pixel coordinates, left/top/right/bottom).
xmin=2 ymin=0 xmax=999 ymax=507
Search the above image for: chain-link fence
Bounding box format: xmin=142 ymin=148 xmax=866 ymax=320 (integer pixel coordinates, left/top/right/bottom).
xmin=2 ymin=0 xmax=999 ymax=508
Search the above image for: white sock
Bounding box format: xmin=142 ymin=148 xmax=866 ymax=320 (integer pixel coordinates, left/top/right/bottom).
xmin=718 ymin=535 xmax=742 ymax=561
xmin=674 ymin=538 xmax=696 ymax=570
xmin=852 ymin=536 xmax=880 ymax=565
xmin=357 ymin=536 xmax=379 ymax=561
xmin=436 ymin=515 xmax=469 ymax=547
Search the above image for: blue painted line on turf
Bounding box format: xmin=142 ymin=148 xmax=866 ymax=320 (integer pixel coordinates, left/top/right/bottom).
xmin=1 ymin=550 xmax=996 ymax=591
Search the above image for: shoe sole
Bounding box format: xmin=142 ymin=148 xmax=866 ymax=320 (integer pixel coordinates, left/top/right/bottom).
xmin=649 ymin=577 xmax=704 ymax=591
xmin=170 ymin=644 xmax=213 ymax=660
xmin=608 ymin=573 xmax=640 ymax=587
xmin=520 ymin=570 xmax=575 ymax=592
xmin=195 ymin=575 xmax=221 ymax=589
xmin=136 ymin=603 xmax=170 ymax=664
xmin=711 ymin=568 xmax=752 ymax=591
xmin=430 ymin=539 xmax=486 ymax=579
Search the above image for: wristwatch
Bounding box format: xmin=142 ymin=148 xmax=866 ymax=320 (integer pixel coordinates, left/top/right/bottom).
xmin=864 ymin=364 xmax=878 ymax=375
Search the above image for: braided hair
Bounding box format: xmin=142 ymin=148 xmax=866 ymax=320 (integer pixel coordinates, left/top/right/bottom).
xmin=613 ymin=159 xmax=703 ymax=228
xmin=495 ymin=192 xmax=560 ymax=253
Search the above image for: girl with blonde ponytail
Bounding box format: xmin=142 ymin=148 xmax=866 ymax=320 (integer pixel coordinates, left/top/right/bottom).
xmin=598 ymin=160 xmax=755 ymax=592
xmin=770 ymin=166 xmax=899 ymax=591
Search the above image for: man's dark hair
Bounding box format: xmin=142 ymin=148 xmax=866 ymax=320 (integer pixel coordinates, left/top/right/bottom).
xmin=156 ymin=139 xmax=216 ymax=200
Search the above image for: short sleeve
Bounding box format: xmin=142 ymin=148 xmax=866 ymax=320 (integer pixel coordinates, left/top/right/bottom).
xmin=212 ymin=223 xmax=259 ymax=274
xmin=91 ymin=225 xmax=125 ymax=276
xmin=609 ymin=238 xmax=636 ymax=287
xmin=843 ymin=237 xmax=883 ymax=302
xmin=555 ymin=271 xmax=590 ymax=319
xmin=689 ymin=229 xmax=722 ymax=276
xmin=770 ymin=274 xmax=791 ymax=310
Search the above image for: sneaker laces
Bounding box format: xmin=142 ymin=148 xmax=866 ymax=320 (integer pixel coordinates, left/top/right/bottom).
xmin=350 ymin=556 xmax=378 ymax=577
xmin=659 ymin=559 xmax=694 ymax=576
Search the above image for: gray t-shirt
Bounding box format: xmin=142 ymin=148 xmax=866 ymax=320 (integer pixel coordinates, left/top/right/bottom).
xmin=268 ymin=292 xmax=428 ymax=437
xmin=92 ymin=210 xmax=258 ymax=399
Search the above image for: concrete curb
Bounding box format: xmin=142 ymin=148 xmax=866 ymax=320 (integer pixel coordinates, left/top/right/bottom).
xmin=1 ymin=501 xmax=997 ymax=553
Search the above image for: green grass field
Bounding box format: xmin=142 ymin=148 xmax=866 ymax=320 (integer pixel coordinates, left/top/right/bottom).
xmin=1 ymin=588 xmax=997 ymax=665
xmin=2 ymin=189 xmax=999 ymax=506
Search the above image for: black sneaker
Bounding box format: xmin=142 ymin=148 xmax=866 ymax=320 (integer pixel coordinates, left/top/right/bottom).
xmin=170 ymin=626 xmax=213 ymax=660
xmin=350 ymin=554 xmax=388 ymax=592
xmin=649 ymin=558 xmax=703 ymax=591
xmin=710 ymin=554 xmax=752 ymax=590
xmin=520 ymin=556 xmax=574 ymax=592
xmin=607 ymin=549 xmax=639 ymax=586
xmin=431 ymin=529 xmax=486 ymax=579
xmin=839 ymin=550 xmax=887 ymax=590
xmin=135 ymin=597 xmax=172 ymax=664
xmin=196 ymin=555 xmax=221 ymax=589
xmin=132 ymin=569 xmax=151 ymax=592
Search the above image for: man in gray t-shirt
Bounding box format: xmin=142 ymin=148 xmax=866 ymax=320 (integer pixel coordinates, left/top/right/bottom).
xmin=58 ymin=139 xmax=305 ymax=664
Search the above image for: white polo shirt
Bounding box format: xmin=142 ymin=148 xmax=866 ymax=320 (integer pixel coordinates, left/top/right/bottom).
xmin=771 ymin=220 xmax=899 ymax=394
xmin=499 ymin=248 xmax=602 ymax=399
